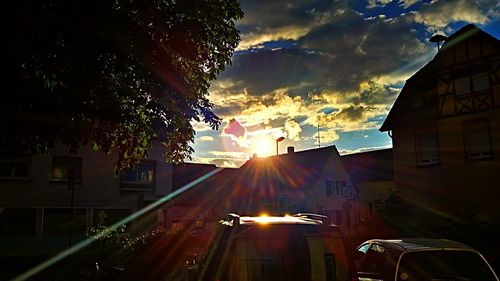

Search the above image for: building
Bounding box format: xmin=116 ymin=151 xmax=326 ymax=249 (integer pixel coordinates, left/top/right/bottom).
xmin=380 ymin=24 xmax=500 ymax=231
xmin=226 ymin=145 xmax=359 ymax=235
xmin=341 ymin=148 xmax=394 ymax=222
xmin=0 ymin=142 xmax=172 ymax=257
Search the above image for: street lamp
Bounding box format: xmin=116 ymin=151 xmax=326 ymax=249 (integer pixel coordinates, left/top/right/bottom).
xmin=275 ymin=136 xmax=285 ymax=213
xmin=275 ymin=136 xmax=285 ymax=156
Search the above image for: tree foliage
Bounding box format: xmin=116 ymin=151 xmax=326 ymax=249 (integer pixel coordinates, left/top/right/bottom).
xmin=2 ymin=0 xmax=243 ymax=169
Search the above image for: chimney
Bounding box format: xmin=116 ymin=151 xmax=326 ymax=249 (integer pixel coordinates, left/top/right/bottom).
xmin=287 ymin=146 xmax=295 ymax=154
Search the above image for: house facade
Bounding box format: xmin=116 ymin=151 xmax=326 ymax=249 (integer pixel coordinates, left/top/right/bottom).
xmin=341 ymin=148 xmax=394 ymax=223
xmin=0 ymin=142 xmax=172 ymax=257
xmin=380 ymin=25 xmax=500 ymax=230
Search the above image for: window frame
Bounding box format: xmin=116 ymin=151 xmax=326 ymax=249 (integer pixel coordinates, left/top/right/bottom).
xmin=120 ymin=160 xmax=156 ymax=191
xmin=414 ymin=129 xmax=440 ymax=167
xmin=50 ymin=155 xmax=83 ymax=182
xmin=0 ymin=158 xmax=31 ymax=180
xmin=462 ymin=118 xmax=494 ymax=161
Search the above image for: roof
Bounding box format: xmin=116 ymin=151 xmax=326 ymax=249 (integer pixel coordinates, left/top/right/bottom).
xmin=222 ymin=213 xmax=330 ymax=226
xmin=367 ymin=238 xmax=474 ymax=252
xmin=341 ymin=148 xmax=393 ymax=182
xmin=239 ymin=215 xmax=322 ymax=225
xmin=229 ymin=145 xmax=344 ymax=214
xmin=380 ymin=24 xmax=499 ymax=132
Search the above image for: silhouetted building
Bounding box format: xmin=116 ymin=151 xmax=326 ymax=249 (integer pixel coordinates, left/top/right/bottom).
xmin=226 ymin=145 xmax=359 ymax=235
xmin=380 ymin=24 xmax=500 ymax=231
xmin=0 ymin=142 xmax=172 ymax=257
xmin=341 ymin=148 xmax=394 ymax=222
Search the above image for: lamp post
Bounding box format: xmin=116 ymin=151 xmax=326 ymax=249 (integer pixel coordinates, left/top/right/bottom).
xmin=276 ymin=136 xmax=285 ymax=156
xmin=275 ymin=137 xmax=285 ymax=213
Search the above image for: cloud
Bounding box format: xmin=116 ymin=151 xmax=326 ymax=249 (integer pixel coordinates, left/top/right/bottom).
xmin=411 ymin=0 xmax=491 ymax=30
xmin=283 ymin=119 xmax=302 ymax=140
xmin=217 ymin=7 xmax=431 ymax=99
xmin=198 ymin=136 xmax=214 ymax=142
xmin=367 ymin=0 xmax=393 ymax=9
xmin=319 ymin=129 xmax=340 ymax=143
xmin=398 ymin=0 xmax=420 ymax=9
xmin=223 ymin=118 xmax=246 ymax=138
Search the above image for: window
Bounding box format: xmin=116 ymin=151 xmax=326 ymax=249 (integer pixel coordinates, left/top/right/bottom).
xmin=362 ymin=244 xmax=388 ymax=273
xmin=463 ymin=119 xmax=493 ymax=160
xmin=454 ymin=72 xmax=490 ymax=95
xmin=326 ymin=180 xmax=334 ymax=196
xmin=0 ymin=208 xmax=36 ymax=236
xmin=335 ymin=181 xmax=346 ymax=196
xmin=415 ymin=131 xmax=440 ymax=166
xmin=324 ymin=253 xmax=337 ymax=281
xmin=121 ymin=161 xmax=155 ymax=190
xmin=454 ymin=76 xmax=471 ymax=96
xmin=472 ymin=72 xmax=489 ymax=92
xmin=0 ymin=159 xmax=29 ymax=179
xmin=51 ymin=156 xmax=82 ymax=181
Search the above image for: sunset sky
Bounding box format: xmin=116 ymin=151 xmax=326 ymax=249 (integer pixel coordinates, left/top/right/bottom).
xmin=191 ymin=0 xmax=499 ymax=168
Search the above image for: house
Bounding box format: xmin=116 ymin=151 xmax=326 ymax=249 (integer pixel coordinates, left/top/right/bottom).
xmin=380 ymin=24 xmax=500 ymax=232
xmin=161 ymin=145 xmax=360 ymax=237
xmin=226 ymin=145 xmax=359 ymax=235
xmin=341 ymin=148 xmax=394 ymax=222
xmin=0 ymin=142 xmax=173 ymax=257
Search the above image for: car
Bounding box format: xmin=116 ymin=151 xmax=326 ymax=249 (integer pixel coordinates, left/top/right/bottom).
xmin=197 ymin=213 xmax=357 ymax=281
xmin=354 ymin=238 xmax=499 ymax=281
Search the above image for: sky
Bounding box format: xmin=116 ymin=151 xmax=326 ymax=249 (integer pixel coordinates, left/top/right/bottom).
xmin=191 ymin=0 xmax=499 ymax=168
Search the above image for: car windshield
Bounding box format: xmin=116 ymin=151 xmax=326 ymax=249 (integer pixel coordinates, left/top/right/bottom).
xmin=202 ymin=224 xmax=350 ymax=281
xmin=397 ymin=250 xmax=497 ymax=281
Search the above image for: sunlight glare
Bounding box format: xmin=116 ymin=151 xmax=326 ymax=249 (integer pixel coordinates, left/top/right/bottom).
xmin=251 ymin=136 xmax=275 ymax=157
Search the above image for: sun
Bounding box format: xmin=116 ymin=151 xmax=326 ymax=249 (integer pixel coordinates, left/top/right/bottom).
xmin=251 ymin=136 xmax=275 ymax=157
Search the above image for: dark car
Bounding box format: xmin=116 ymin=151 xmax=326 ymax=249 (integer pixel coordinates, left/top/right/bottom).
xmin=354 ymin=238 xmax=499 ymax=281
xmin=197 ymin=213 xmax=356 ymax=281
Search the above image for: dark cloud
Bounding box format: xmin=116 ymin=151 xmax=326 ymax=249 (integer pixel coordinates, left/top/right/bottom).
xmin=223 ymin=118 xmax=246 ymax=138
xmin=217 ymin=4 xmax=431 ymax=98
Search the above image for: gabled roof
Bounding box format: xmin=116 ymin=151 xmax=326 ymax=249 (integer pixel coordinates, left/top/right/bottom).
xmin=380 ymin=24 xmax=499 ymax=132
xmin=238 ymin=145 xmax=341 ymax=190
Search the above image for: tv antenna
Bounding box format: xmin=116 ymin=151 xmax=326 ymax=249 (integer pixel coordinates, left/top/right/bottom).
xmin=429 ymin=34 xmax=447 ymax=51
xmin=317 ymin=123 xmax=321 ymax=148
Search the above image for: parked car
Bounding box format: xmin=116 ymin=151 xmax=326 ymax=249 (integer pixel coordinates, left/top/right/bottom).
xmin=354 ymin=238 xmax=499 ymax=281
xmin=197 ymin=213 xmax=356 ymax=281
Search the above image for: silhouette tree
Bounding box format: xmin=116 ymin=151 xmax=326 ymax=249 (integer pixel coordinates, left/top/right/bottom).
xmin=2 ymin=0 xmax=243 ymax=169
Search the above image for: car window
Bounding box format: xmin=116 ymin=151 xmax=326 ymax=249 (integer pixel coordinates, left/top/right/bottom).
xmin=396 ymin=250 xmax=497 ymax=281
xmin=362 ymin=243 xmax=388 ymax=273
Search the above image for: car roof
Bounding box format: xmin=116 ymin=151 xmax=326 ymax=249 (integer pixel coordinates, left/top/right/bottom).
xmin=221 ymin=213 xmax=332 ymax=226
xmin=365 ymin=238 xmax=475 ymax=252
